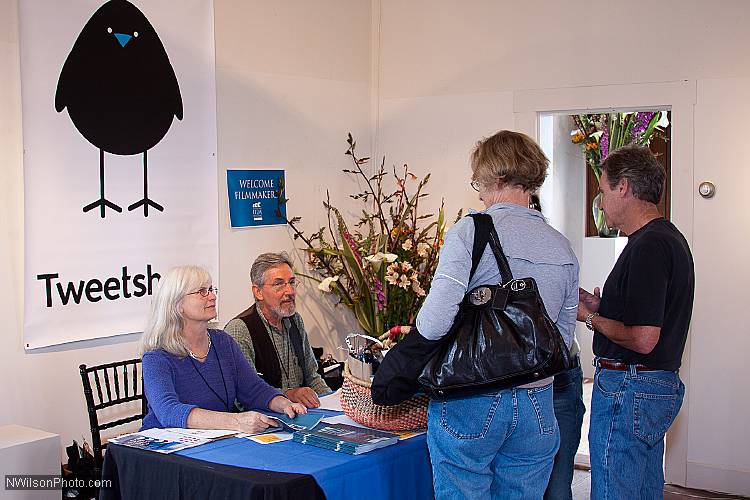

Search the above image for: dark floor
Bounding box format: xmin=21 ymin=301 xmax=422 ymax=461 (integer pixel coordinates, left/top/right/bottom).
xmin=571 ymin=469 xmax=747 ymax=499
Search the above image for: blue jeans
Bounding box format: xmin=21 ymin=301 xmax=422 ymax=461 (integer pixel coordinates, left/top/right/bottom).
xmin=544 ymin=363 xmax=585 ymax=500
xmin=589 ymin=365 xmax=685 ymax=500
xmin=427 ymin=384 xmax=560 ymax=500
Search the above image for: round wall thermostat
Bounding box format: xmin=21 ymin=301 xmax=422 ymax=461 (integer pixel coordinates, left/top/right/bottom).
xmin=698 ymin=181 xmax=715 ymax=199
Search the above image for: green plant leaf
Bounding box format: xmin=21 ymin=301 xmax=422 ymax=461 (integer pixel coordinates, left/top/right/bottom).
xmin=353 ymin=301 xmax=373 ymax=335
xmin=640 ymin=111 xmax=662 ymax=144
xmin=622 ymin=113 xmax=634 ymax=145
xmin=319 ymin=248 xmax=343 ymax=256
xmin=415 ymin=220 xmax=438 ymax=242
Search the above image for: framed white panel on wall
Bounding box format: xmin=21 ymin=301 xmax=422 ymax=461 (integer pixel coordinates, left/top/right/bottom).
xmin=20 ymin=0 xmax=218 ymax=348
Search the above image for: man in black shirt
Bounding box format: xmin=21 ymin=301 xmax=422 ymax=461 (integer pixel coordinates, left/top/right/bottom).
xmin=578 ymin=145 xmax=694 ymax=499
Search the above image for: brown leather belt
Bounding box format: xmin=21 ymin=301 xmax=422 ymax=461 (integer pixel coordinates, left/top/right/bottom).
xmin=595 ymin=359 xmax=657 ymax=372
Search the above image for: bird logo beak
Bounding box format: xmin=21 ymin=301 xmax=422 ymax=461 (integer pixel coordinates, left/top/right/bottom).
xmin=114 ymin=33 xmax=132 ymax=48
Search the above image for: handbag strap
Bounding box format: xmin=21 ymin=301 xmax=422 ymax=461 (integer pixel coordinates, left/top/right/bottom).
xmin=467 ymin=213 xmax=514 ymax=284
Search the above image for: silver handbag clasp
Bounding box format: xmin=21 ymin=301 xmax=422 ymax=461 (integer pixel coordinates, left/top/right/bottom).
xmin=469 ymin=286 xmax=492 ymax=305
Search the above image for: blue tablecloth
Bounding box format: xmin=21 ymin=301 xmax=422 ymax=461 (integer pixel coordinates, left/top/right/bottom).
xmin=178 ymin=433 xmax=434 ymax=500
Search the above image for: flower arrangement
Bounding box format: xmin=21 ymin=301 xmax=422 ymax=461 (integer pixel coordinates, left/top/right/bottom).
xmin=571 ymin=111 xmax=669 ymax=236
xmin=283 ymin=134 xmax=460 ymax=339
xmin=571 ymin=111 xmax=669 ymax=181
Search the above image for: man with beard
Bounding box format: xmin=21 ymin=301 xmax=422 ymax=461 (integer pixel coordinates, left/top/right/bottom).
xmin=225 ymin=252 xmax=330 ymax=408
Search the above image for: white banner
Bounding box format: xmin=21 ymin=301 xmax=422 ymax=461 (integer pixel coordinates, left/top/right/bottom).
xmin=20 ymin=0 xmax=218 ymax=348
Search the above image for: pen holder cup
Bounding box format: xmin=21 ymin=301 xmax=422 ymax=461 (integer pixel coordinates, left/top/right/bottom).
xmin=342 ymin=333 xmax=383 ymax=381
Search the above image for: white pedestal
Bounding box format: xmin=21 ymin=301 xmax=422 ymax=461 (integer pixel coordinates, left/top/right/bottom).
xmin=577 ymin=237 xmax=628 ymax=378
xmin=0 ymin=425 xmax=61 ymax=500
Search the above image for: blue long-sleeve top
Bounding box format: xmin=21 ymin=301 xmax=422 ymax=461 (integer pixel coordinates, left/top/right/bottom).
xmin=141 ymin=329 xmax=282 ymax=430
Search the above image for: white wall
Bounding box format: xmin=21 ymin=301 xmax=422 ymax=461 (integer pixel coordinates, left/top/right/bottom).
xmin=0 ymin=0 xmax=371 ymax=453
xmin=375 ymin=0 xmax=750 ymax=494
xmin=378 ymin=91 xmax=515 ymax=219
xmin=378 ymin=1 xmax=750 ymax=99
xmin=213 ymin=0 xmax=371 ymax=354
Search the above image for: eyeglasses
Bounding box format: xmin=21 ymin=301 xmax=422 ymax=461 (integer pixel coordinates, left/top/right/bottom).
xmin=186 ymin=286 xmax=218 ymax=297
xmin=263 ymin=278 xmax=299 ymax=292
xmin=470 ymin=180 xmax=482 ymax=192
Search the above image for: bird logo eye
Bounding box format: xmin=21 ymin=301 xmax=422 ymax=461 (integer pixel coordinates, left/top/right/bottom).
xmin=107 ymin=27 xmax=113 ymax=34
xmin=133 ymin=31 xmax=139 ymax=38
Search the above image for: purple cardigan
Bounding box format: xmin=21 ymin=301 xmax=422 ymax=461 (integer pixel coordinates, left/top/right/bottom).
xmin=141 ymin=329 xmax=282 ymax=430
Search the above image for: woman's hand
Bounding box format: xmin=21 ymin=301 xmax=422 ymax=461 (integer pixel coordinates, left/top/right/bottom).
xmin=269 ymin=395 xmax=308 ymax=418
xmin=284 ymin=402 xmax=308 ymax=419
xmin=233 ymin=411 xmax=279 ymax=434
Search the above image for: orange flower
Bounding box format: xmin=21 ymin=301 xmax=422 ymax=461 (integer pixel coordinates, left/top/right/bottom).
xmin=571 ymin=132 xmax=585 ymax=144
xmin=585 ymin=140 xmax=599 ymax=151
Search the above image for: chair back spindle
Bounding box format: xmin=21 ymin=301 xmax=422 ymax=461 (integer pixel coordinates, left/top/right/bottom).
xmin=79 ymin=359 xmax=147 ymax=479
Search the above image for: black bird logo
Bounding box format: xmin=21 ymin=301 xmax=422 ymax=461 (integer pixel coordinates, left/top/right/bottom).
xmin=55 ymin=0 xmax=182 ymax=218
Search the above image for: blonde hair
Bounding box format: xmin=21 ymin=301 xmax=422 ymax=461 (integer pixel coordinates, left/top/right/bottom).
xmin=470 ymin=130 xmax=549 ymax=192
xmin=139 ymin=265 xmax=211 ymax=357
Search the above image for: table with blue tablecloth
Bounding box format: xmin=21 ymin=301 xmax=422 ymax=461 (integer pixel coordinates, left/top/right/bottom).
xmin=100 ymin=424 xmax=433 ymax=500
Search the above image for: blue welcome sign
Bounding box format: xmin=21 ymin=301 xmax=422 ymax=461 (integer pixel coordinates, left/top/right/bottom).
xmin=227 ymin=170 xmax=286 ymax=228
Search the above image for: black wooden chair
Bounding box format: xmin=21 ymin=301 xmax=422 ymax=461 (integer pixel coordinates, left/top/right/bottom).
xmin=79 ymin=359 xmax=147 ymax=478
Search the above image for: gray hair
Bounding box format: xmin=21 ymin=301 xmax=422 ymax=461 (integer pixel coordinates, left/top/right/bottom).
xmin=139 ymin=265 xmax=211 ymax=357
xmin=602 ymin=145 xmax=665 ymax=205
xmin=250 ymin=252 xmax=294 ymax=286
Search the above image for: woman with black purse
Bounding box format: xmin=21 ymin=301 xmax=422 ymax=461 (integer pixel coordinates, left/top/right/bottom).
xmin=416 ymin=131 xmax=579 ymax=499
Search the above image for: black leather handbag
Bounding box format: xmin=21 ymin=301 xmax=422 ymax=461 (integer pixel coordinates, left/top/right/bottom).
xmin=418 ymin=213 xmax=571 ymax=399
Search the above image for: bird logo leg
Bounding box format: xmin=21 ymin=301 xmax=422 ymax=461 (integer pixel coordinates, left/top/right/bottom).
xmin=127 ymin=150 xmax=164 ymax=217
xmin=82 ymin=149 xmax=123 ymax=218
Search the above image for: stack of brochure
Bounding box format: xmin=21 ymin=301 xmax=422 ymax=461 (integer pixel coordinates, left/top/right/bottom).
xmin=292 ymin=423 xmax=398 ymax=455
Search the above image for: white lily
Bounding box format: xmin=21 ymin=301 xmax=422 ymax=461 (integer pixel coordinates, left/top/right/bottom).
xmin=364 ymin=252 xmax=398 ymax=270
xmin=657 ymin=112 xmax=670 ymax=129
xmin=318 ymin=275 xmax=339 ymax=292
xmin=365 ymin=252 xmax=397 ymax=263
xmin=381 ymin=253 xmax=398 ymax=263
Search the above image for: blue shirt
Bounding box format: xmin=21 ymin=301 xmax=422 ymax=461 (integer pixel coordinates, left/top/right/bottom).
xmin=417 ymin=203 xmax=579 ymax=348
xmin=141 ymin=329 xmax=282 ymax=429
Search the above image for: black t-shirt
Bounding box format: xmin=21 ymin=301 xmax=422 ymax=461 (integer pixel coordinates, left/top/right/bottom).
xmin=593 ymin=218 xmax=694 ymax=370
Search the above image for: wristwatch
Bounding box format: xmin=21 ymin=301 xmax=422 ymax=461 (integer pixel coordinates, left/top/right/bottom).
xmin=585 ymin=312 xmax=599 ymax=331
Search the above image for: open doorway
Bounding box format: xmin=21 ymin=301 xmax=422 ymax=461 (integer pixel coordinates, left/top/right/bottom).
xmin=538 ymin=109 xmax=672 ymax=468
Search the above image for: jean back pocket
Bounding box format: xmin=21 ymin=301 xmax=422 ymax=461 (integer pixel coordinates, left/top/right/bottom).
xmin=437 ymin=393 xmax=502 ymax=440
xmin=633 ymin=391 xmax=682 ymax=447
xmin=527 ymin=384 xmax=556 ymax=435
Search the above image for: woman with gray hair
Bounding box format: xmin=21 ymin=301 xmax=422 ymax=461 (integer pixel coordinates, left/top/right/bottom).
xmin=140 ymin=265 xmax=306 ymax=433
xmin=416 ymin=130 xmax=579 ymax=499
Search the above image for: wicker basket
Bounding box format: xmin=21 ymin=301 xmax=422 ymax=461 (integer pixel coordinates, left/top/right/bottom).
xmin=340 ymin=362 xmax=429 ymax=431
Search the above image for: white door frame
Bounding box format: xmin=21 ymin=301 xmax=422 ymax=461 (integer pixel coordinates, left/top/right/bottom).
xmin=513 ymin=80 xmax=696 ymax=486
